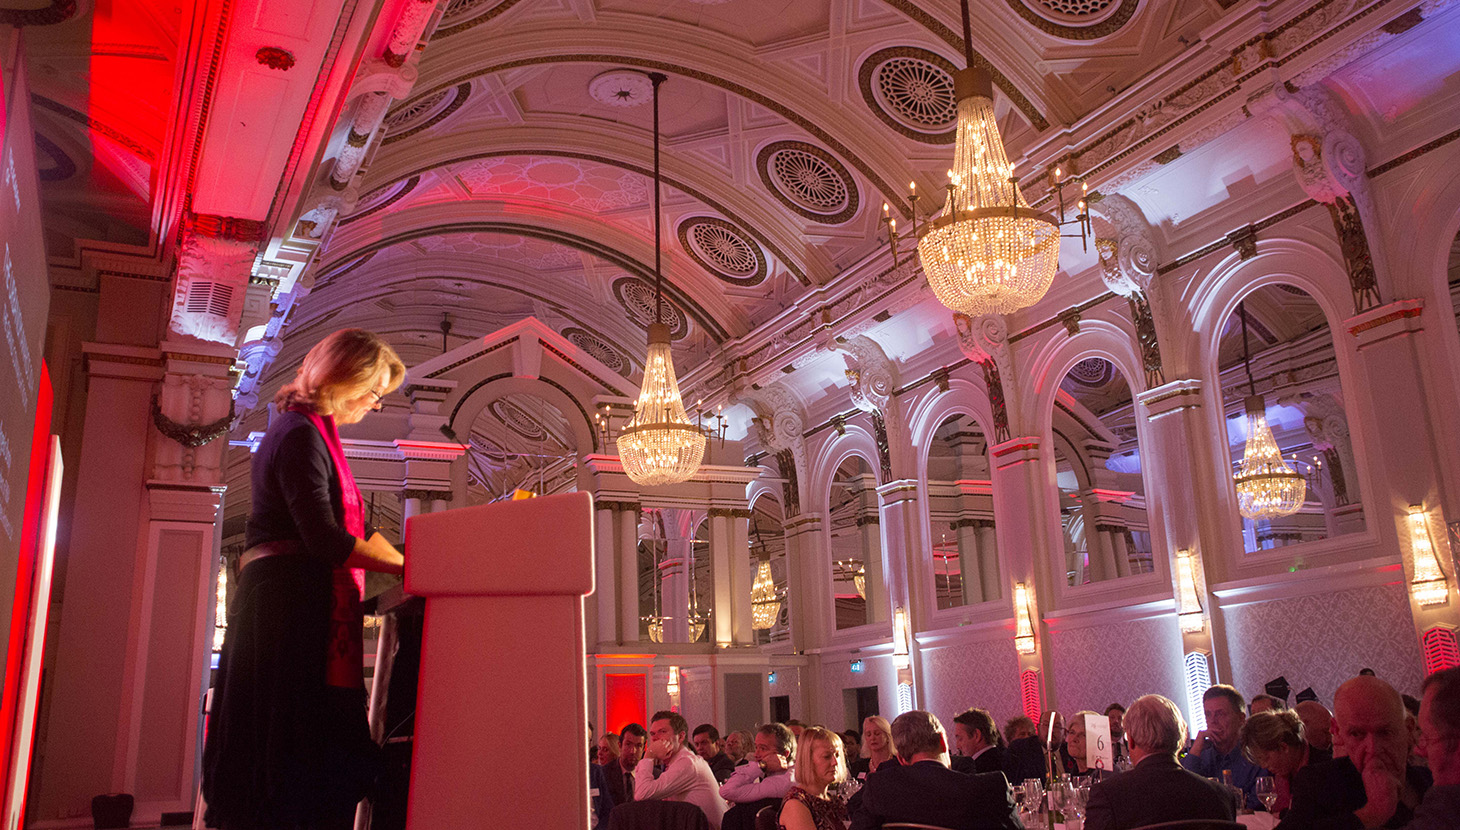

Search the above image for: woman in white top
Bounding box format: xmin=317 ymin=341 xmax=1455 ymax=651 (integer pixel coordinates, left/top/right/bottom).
xmin=721 ymin=723 xmax=797 ymax=804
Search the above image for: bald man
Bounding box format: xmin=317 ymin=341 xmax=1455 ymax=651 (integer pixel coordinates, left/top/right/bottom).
xmin=1276 ymin=676 xmax=1432 ymax=830
xmin=1294 ymin=701 xmax=1334 ymax=754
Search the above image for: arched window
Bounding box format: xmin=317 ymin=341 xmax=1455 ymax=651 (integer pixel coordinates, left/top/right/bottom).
xmin=1051 ymin=358 xmax=1154 ymax=585
xmin=1217 ymin=284 xmax=1364 ymax=552
xmin=829 ymin=455 xmax=879 ymax=630
xmin=925 ymin=415 xmax=999 ymax=608
xmin=750 ymin=495 xmax=789 ymax=645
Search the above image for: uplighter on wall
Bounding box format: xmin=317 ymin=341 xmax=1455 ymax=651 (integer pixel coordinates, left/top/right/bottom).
xmin=1176 ymin=549 xmax=1206 ymax=633
xmin=1014 ymin=582 xmax=1036 ymax=654
xmin=1409 ymin=506 xmax=1451 ymax=607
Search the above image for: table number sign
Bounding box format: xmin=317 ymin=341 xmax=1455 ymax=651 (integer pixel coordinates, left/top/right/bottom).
xmin=1085 ymin=713 xmax=1113 ymax=771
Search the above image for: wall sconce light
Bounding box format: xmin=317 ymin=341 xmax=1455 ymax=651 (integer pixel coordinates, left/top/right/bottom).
xmin=667 ymin=665 xmax=680 ymax=700
xmin=1014 ymin=582 xmax=1037 ymax=654
xmin=1176 ymin=549 xmax=1206 ymax=633
xmin=1409 ymin=506 xmax=1451 ymax=607
xmin=892 ymin=606 xmax=914 ymax=714
xmin=892 ymin=606 xmax=911 ymax=669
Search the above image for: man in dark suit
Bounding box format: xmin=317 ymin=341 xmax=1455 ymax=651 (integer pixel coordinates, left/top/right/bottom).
xmin=850 ymin=710 xmax=1021 ymax=830
xmin=1276 ymin=675 xmax=1432 ymax=830
xmin=600 ymin=722 xmax=646 ymax=807
xmin=951 ymin=707 xmax=1009 ymax=776
xmin=1085 ymin=694 xmax=1236 ymax=830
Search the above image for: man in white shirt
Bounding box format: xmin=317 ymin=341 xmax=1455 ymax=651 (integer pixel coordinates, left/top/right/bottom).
xmin=720 ymin=724 xmax=796 ymax=830
xmin=636 ymin=710 xmax=729 ymax=829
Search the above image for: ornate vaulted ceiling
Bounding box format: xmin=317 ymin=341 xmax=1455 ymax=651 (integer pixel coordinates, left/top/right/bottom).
xmin=280 ymin=0 xmax=1231 ymax=401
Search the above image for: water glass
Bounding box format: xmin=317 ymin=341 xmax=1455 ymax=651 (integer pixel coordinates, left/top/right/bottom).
xmin=1255 ymin=775 xmax=1277 ymax=812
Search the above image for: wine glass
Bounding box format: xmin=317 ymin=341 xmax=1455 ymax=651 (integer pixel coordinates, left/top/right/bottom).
xmin=1255 ymin=775 xmax=1278 ymax=813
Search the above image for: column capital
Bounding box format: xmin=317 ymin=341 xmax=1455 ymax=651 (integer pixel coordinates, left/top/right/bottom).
xmin=1137 ymin=378 xmax=1204 ymax=420
xmin=875 ymin=478 xmax=919 ymax=506
xmin=596 ymin=499 xmax=640 ymax=513
xmin=81 ymin=342 xmax=164 ymax=381
xmin=989 ymin=436 xmax=1042 ymax=469
xmin=402 ymin=488 xmax=453 ymax=502
xmin=708 ymin=507 xmax=752 ymax=519
xmin=1346 ymin=298 xmax=1424 ymax=349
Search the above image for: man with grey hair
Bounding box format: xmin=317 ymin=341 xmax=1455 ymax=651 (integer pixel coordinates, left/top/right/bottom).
xmin=1085 ymin=694 xmax=1236 ymax=830
xmin=1277 ymin=675 xmax=1432 ymax=829
xmin=850 ymin=710 xmax=1020 ymax=830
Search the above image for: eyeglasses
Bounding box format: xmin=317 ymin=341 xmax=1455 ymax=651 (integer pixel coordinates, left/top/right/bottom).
xmin=368 ymin=389 xmax=385 ymax=411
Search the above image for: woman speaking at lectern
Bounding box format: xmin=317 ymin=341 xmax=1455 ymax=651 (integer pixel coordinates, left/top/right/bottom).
xmin=204 ymin=329 xmax=407 ymax=830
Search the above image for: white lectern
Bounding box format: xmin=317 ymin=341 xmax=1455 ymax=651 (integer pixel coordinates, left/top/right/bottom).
xmin=403 ymin=491 xmax=594 ymax=829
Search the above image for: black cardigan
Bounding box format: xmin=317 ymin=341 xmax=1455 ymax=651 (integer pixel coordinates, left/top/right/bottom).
xmin=243 ymin=410 xmax=356 ymax=567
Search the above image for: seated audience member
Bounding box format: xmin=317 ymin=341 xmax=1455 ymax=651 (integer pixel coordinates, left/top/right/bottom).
xmin=842 ymin=729 xmax=862 ymax=764
xmin=634 ymin=710 xmax=728 ymax=829
xmin=779 ymin=726 xmax=848 ymax=830
xmin=1063 ymin=711 xmax=1113 ymax=779
xmin=597 ymin=732 xmax=621 ymax=768
xmin=602 ymin=723 xmax=645 ymax=806
xmin=1241 ymin=709 xmax=1328 ymax=815
xmin=951 ymin=707 xmax=1007 ymax=776
xmin=724 ymin=729 xmax=753 ymax=766
xmin=1182 ymin=684 xmax=1265 ymax=809
xmin=1004 ymin=715 xmax=1036 ymax=744
xmin=1276 ymin=675 xmax=1432 ymax=830
xmin=589 ymin=761 xmax=615 ymax=827
xmin=850 ymin=710 xmax=1020 ymax=830
xmin=1403 ymin=694 xmax=1424 ymax=767
xmin=720 ymin=724 xmax=795 ymax=830
xmin=1294 ymin=700 xmax=1334 ymax=754
xmin=1252 ymin=693 xmax=1288 ymax=715
xmin=694 ymin=723 xmax=737 ymax=784
xmin=1105 ymin=703 xmax=1127 ymax=763
xmin=1397 ymin=666 xmax=1460 ymax=829
xmin=1085 ymin=694 xmax=1236 ymax=830
xmin=1006 ymin=711 xmax=1063 ymax=784
xmin=848 ymin=715 xmax=898 ymax=782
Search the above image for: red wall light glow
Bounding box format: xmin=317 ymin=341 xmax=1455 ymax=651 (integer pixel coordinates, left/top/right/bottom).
xmin=605 ymin=674 xmax=647 ymax=736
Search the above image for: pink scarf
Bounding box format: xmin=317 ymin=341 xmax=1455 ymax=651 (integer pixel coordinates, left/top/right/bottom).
xmin=299 ymin=409 xmax=366 ymax=688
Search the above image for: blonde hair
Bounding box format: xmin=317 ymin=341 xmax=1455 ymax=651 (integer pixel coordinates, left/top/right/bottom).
xmin=863 ymin=715 xmax=897 ymax=757
xmin=792 ymin=726 xmax=846 ymax=790
xmin=275 ymin=329 xmax=405 ymax=414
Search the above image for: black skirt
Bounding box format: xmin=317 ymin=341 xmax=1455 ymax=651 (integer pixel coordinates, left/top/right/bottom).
xmin=202 ymin=554 xmax=380 ymax=830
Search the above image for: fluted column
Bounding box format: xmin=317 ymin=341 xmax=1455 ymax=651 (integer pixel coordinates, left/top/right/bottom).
xmin=956 ymin=519 xmax=983 ymax=605
xmin=976 ymin=521 xmax=1000 ymax=601
xmin=617 ymin=502 xmax=641 ymax=643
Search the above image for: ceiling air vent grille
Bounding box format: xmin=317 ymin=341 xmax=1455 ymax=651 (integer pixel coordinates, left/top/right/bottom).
xmin=185 ymin=281 xmax=234 ymax=318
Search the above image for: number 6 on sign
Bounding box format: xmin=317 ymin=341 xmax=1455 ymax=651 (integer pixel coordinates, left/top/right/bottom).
xmin=1086 ymin=713 xmax=1113 ymax=771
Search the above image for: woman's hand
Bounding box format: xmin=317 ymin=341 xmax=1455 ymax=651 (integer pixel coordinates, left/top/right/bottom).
xmin=345 ymin=532 xmax=405 ymax=575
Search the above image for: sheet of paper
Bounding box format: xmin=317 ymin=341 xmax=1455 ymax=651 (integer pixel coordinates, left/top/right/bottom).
xmin=1085 ymin=713 xmax=1113 ymax=771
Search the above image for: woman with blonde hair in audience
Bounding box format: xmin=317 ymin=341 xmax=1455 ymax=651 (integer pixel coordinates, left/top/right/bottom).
xmin=778 ymin=726 xmax=848 ymax=830
xmin=1241 ymin=708 xmax=1321 ymax=815
xmin=847 ymin=715 xmax=898 ymax=782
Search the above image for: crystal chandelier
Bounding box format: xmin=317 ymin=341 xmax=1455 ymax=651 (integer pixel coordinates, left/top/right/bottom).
xmin=751 ymin=560 xmax=780 ymax=630
xmin=617 ymin=72 xmax=706 ymax=486
xmin=835 ymin=558 xmax=867 ymax=599
xmin=913 ymin=0 xmax=1061 ymax=317
xmin=750 ymin=521 xmax=781 ymax=630
xmin=1232 ymin=302 xmax=1305 ymax=520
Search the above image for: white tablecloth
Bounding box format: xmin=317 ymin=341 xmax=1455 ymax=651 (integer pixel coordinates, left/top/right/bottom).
xmin=1238 ymin=813 xmax=1278 ymax=829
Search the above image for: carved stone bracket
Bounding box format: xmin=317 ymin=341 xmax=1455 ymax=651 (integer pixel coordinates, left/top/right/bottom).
xmin=1228 ymin=226 xmax=1258 ymax=260
xmin=953 ymin=312 xmax=1014 ymax=444
xmin=840 ymin=334 xmax=897 ymax=416
xmin=1128 ymin=293 xmax=1165 ymax=388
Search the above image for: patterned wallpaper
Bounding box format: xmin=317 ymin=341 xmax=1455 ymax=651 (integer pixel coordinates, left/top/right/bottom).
xmin=769 ymin=665 xmax=802 ymax=720
xmin=1223 ymin=582 xmax=1425 ymax=703
xmin=922 ymin=636 xmax=1024 ymax=732
xmin=820 ymin=655 xmax=896 ymax=733
xmin=1047 ymin=613 xmax=1187 ymax=717
xmin=681 ymin=670 xmax=714 ymax=730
